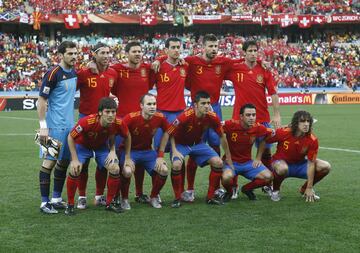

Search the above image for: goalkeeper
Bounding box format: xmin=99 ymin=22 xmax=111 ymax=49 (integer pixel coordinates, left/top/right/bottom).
xmin=37 ymin=41 xmax=78 ymax=214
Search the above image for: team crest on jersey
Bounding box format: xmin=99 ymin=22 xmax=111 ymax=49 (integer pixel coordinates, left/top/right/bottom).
xmin=42 ymin=86 xmax=50 ymax=95
xmin=75 ymin=125 xmax=83 ymax=133
xmin=215 ymin=65 xmax=221 ymax=75
xmin=256 ymin=75 xmax=264 ymax=84
xmin=109 ymin=78 xmax=114 ymax=88
xmin=179 ymin=68 xmax=186 ymax=77
xmin=140 ymin=68 xmax=147 ymax=77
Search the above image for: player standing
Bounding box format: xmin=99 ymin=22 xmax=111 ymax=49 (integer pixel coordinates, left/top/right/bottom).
xmin=76 ymin=42 xmax=118 ymax=209
xmin=266 ymin=111 xmax=330 ymax=202
xmin=221 ymin=104 xmax=273 ymax=201
xmin=225 ymin=40 xmax=281 ymax=198
xmin=37 ymin=41 xmax=78 ymax=213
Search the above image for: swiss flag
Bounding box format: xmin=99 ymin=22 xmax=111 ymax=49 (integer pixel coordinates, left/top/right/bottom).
xmin=298 ymin=15 xmax=312 ymax=28
xmin=82 ymin=14 xmax=90 ymax=26
xmin=312 ymin=15 xmax=326 ymax=25
xmin=64 ymin=14 xmax=80 ymax=29
xmin=140 ymin=14 xmax=157 ymax=26
xmin=280 ymin=14 xmax=294 ymax=27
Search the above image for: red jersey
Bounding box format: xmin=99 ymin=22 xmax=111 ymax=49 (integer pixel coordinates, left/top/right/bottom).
xmin=226 ymin=62 xmax=277 ymax=122
xmin=123 ymin=111 xmax=170 ymax=150
xmin=155 ymin=61 xmax=188 ymax=111
xmin=167 ymin=108 xmax=223 ymax=146
xmin=70 ymin=114 xmax=128 ymax=150
xmin=223 ymin=120 xmax=273 ymax=163
xmin=266 ymin=127 xmax=319 ymax=164
xmin=77 ymin=67 xmax=118 ymax=115
xmin=185 ymin=56 xmax=233 ymax=104
xmin=111 ymin=63 xmax=155 ymax=117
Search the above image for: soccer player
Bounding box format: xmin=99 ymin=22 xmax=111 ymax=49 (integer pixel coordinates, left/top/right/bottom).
xmin=120 ymin=93 xmax=170 ymax=209
xmin=266 ymin=111 xmax=331 ymax=202
xmin=221 ymin=104 xmax=273 ymax=201
xmin=153 ymin=34 xmax=233 ymax=202
xmin=111 ymin=41 xmax=155 ymax=203
xmin=165 ymin=91 xmax=234 ymax=207
xmin=65 ymin=97 xmax=133 ymax=215
xmin=37 ymin=41 xmax=78 ymax=214
xmin=76 ymin=42 xmax=118 ymax=209
xmin=153 ymin=37 xmax=187 ymax=151
xmin=225 ymin=40 xmax=281 ymax=198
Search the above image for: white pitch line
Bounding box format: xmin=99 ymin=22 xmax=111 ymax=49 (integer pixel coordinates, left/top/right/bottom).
xmin=0 ymin=133 xmax=34 ymax=136
xmin=320 ymin=146 xmax=360 ymax=154
xmin=0 ymin=116 xmax=37 ymax=121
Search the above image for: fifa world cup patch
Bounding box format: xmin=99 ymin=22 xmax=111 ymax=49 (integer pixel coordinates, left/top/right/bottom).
xmin=76 ymin=125 xmax=83 ymax=133
xmin=43 ymin=87 xmax=50 ymax=94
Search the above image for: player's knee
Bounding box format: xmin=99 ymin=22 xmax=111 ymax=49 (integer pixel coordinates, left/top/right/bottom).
xmin=122 ymin=165 xmax=133 ymax=178
xmin=172 ymin=160 xmax=182 ymax=172
xmin=155 ymin=164 xmax=168 ymax=177
xmin=42 ymin=159 xmax=56 ymax=170
xmin=318 ymin=160 xmax=331 ymax=174
xmin=262 ymin=170 xmax=273 ymax=182
xmin=222 ymin=170 xmax=233 ymax=184
xmin=107 ymin=163 xmax=120 ymax=175
xmin=273 ymin=161 xmax=288 ymax=176
xmin=209 ymin=157 xmax=223 ymax=168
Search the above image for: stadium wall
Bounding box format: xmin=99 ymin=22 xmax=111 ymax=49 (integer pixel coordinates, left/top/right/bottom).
xmin=1 ymin=92 xmax=359 ymax=111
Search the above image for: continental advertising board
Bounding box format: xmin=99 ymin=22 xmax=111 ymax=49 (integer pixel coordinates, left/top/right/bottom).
xmin=0 ymin=93 xmax=359 ymax=111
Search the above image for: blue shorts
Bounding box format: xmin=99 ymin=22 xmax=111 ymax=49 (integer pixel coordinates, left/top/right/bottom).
xmin=255 ymin=122 xmax=273 ymax=149
xmin=76 ymin=144 xmax=110 ymax=170
xmin=172 ymin=143 xmax=218 ymax=167
xmin=202 ymin=103 xmax=222 ymax=147
xmin=40 ymin=128 xmax=71 ymax=161
xmin=154 ymin=110 xmax=183 ymax=151
xmin=120 ymin=150 xmax=157 ymax=176
xmin=283 ymin=160 xmax=308 ymax=179
xmin=224 ymin=160 xmax=267 ymax=180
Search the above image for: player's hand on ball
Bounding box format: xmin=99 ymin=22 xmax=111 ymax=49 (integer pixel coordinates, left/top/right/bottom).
xmin=124 ymin=158 xmax=135 ymax=173
xmin=304 ymin=188 xmax=315 ymax=202
xmin=105 ymin=151 xmax=118 ymax=166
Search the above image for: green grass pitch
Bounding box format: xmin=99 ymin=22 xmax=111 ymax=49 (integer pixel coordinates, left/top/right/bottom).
xmin=0 ymin=105 xmax=359 ymax=253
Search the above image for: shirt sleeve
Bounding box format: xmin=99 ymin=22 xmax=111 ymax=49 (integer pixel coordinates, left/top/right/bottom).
xmin=265 ymin=69 xmax=277 ymax=96
xmin=39 ymin=67 xmax=58 ymax=98
xmin=70 ymin=118 xmax=88 ymax=140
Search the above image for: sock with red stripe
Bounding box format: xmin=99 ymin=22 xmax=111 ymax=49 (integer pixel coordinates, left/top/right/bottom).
xmin=300 ymin=170 xmax=329 ymax=193
xmin=242 ymin=178 xmax=268 ymax=192
xmin=272 ymin=171 xmax=286 ymax=191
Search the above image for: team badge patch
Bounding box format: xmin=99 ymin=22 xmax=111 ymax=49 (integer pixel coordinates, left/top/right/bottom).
xmin=215 ymin=65 xmax=221 ymax=75
xmin=179 ymin=68 xmax=186 ymax=77
xmin=256 ymin=75 xmax=264 ymax=84
xmin=75 ymin=125 xmax=83 ymax=133
xmin=140 ymin=68 xmax=147 ymax=77
xmin=43 ymin=87 xmax=50 ymax=94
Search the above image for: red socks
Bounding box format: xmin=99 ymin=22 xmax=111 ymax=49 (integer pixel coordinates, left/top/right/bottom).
xmin=150 ymin=173 xmax=167 ymax=198
xmin=171 ymin=170 xmax=183 ymax=200
xmin=207 ymin=168 xmax=222 ymax=199
xmin=106 ymin=173 xmax=120 ymax=205
xmin=300 ymin=170 xmax=329 ymax=193
xmin=95 ymin=168 xmax=107 ymax=196
xmin=120 ymin=174 xmax=131 ymax=200
xmin=66 ymin=175 xmax=79 ymax=206
xmin=134 ymin=166 xmax=145 ymax=196
xmin=242 ymin=178 xmax=268 ymax=192
xmin=186 ymin=158 xmax=197 ymax=191
xmin=77 ymin=169 xmax=88 ymax=197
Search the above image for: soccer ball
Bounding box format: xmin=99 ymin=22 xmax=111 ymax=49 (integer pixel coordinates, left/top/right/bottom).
xmin=214 ymin=188 xmax=226 ymax=199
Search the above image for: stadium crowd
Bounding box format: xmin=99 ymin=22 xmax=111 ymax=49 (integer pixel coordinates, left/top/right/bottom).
xmin=1 ymin=31 xmax=358 ymax=92
xmin=1 ymin=0 xmax=359 ymax=15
